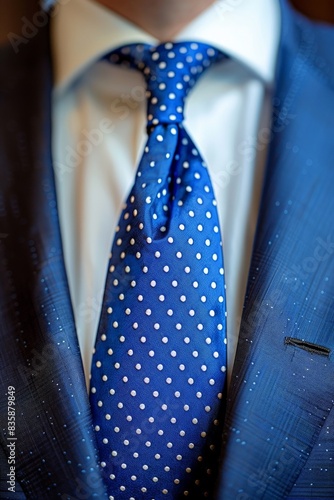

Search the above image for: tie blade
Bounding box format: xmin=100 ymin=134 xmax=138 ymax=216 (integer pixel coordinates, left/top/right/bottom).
xmin=91 ymin=41 xmax=228 ymax=498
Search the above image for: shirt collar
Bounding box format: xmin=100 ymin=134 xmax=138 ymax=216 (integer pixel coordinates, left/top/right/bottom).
xmin=51 ymin=0 xmax=281 ymax=92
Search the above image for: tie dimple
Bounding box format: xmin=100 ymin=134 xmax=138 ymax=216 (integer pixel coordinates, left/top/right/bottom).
xmin=91 ymin=42 xmax=228 ymax=499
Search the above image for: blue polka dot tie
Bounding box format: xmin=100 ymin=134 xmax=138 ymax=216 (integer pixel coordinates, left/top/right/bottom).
xmin=90 ymin=42 xmax=228 ymax=499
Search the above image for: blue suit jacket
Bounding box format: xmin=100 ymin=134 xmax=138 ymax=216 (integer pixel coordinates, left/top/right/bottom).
xmin=0 ymin=0 xmax=334 ymax=498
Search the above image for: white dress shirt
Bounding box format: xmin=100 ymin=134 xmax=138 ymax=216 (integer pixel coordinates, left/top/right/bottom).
xmin=51 ymin=0 xmax=281 ymax=389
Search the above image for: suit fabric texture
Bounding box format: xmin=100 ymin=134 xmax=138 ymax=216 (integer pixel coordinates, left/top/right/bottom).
xmin=0 ymin=0 xmax=334 ymax=498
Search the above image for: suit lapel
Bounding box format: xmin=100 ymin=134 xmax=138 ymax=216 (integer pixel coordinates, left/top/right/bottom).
xmin=0 ymin=22 xmax=107 ymax=498
xmin=217 ymin=1 xmax=334 ymax=498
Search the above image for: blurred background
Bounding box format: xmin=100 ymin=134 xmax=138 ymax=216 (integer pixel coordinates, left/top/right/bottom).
xmin=0 ymin=0 xmax=334 ymax=44
xmin=292 ymin=0 xmax=334 ymax=22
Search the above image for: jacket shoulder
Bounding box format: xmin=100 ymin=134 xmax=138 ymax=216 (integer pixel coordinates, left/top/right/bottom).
xmin=287 ymin=4 xmax=334 ymax=91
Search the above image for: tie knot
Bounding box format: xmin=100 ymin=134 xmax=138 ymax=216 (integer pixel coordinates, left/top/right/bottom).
xmin=107 ymin=41 xmax=226 ymax=127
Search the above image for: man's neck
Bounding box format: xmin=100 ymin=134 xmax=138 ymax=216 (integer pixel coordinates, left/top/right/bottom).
xmin=95 ymin=0 xmax=216 ymax=40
